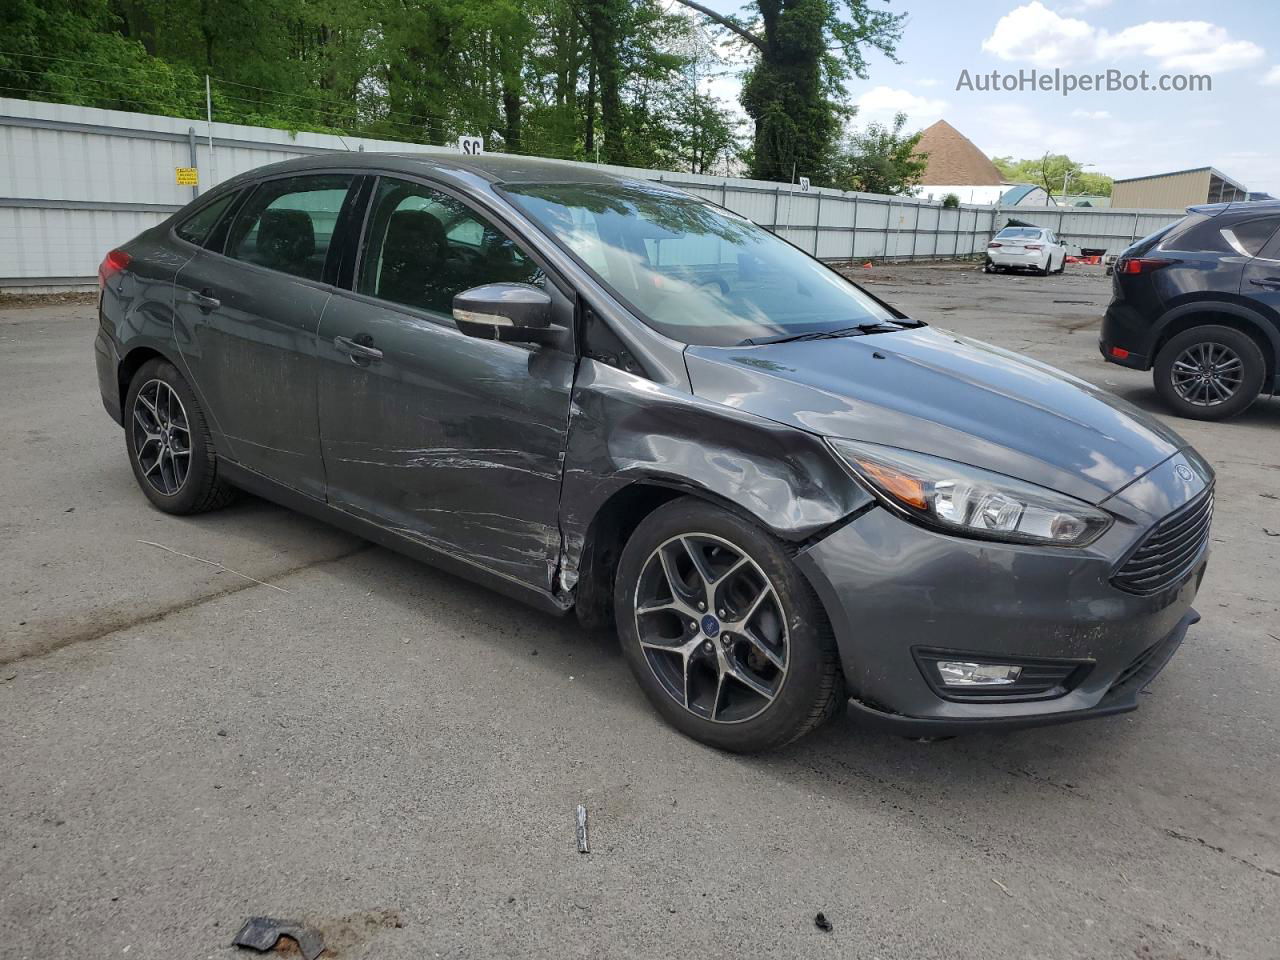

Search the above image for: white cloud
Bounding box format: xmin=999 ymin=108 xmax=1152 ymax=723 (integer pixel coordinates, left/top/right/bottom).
xmin=1263 ymin=65 xmax=1280 ymax=86
xmin=982 ymin=3 xmax=1097 ymax=65
xmin=854 ymin=86 xmax=948 ymax=127
xmin=982 ymin=2 xmax=1264 ymax=73
xmin=916 ymin=77 xmax=939 ymax=88
xmin=975 ymin=103 xmax=1092 ymax=159
xmin=1071 ymin=109 xmax=1111 ymax=120
xmin=1074 ymin=0 xmax=1112 ymax=8
xmin=1099 ymin=22 xmax=1264 ymax=72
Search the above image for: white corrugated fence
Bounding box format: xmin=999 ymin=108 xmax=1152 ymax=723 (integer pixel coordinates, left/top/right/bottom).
xmin=0 ymin=97 xmax=1186 ymax=292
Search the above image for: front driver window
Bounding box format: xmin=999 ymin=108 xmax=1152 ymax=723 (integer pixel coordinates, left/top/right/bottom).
xmin=357 ymin=177 xmax=544 ymax=316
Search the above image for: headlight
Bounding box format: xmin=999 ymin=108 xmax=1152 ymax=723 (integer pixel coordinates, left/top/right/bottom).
xmin=828 ymin=439 xmax=1111 ymax=547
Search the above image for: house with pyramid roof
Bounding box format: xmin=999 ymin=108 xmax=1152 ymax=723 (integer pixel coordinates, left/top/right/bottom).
xmin=910 ymin=120 xmax=1051 ymax=207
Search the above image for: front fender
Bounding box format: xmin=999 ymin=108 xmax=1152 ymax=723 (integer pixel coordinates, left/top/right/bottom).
xmin=559 ymin=359 xmax=873 ymax=580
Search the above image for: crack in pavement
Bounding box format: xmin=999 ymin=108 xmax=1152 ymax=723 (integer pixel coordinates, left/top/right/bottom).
xmin=0 ymin=542 xmax=375 ymax=667
xmin=1164 ymin=828 xmax=1280 ymax=879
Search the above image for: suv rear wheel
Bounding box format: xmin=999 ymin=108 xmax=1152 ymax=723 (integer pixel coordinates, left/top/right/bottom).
xmin=1153 ymin=325 xmax=1265 ymax=421
xmin=613 ymin=498 xmax=845 ymax=753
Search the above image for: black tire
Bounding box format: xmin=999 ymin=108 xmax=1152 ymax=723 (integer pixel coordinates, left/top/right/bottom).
xmin=613 ymin=497 xmax=845 ymax=753
xmin=1054 ymin=254 xmax=1066 ymax=274
xmin=983 ymin=258 xmax=995 ymax=274
xmin=124 ymin=357 xmax=237 ymax=514
xmin=1153 ymin=325 xmax=1265 ymax=421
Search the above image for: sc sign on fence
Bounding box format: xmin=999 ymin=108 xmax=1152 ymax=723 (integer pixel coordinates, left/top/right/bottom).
xmin=457 ymin=136 xmax=484 ymax=156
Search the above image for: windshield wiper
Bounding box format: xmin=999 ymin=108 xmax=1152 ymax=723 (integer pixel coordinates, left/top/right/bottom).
xmin=740 ymin=319 xmax=919 ymax=346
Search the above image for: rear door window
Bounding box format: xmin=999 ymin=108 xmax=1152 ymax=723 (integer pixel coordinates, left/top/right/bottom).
xmin=1258 ymin=227 xmax=1280 ymax=262
xmin=225 ymin=174 xmax=356 ymax=281
xmin=175 ymin=192 xmax=238 ymax=247
xmin=1224 ymin=217 xmax=1280 ymax=258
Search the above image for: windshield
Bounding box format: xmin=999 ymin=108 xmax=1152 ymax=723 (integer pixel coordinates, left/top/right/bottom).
xmin=503 ymin=182 xmax=900 ymax=346
xmin=995 ymin=227 xmax=1043 ymax=239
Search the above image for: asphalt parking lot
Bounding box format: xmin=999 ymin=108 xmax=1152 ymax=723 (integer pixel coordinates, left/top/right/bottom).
xmin=2 ymin=262 xmax=1278 ymax=959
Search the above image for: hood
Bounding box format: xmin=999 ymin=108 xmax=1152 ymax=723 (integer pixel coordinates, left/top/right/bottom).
xmin=684 ymin=326 xmax=1188 ymax=505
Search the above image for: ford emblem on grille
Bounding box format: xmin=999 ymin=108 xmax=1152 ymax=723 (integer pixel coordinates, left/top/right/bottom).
xmin=1174 ymin=464 xmax=1194 ymax=483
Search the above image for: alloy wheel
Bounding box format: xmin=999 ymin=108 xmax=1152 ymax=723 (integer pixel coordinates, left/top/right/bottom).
xmin=1171 ymin=342 xmax=1243 ymax=407
xmin=132 ymin=379 xmax=192 ymax=495
xmin=633 ymin=533 xmax=789 ymax=724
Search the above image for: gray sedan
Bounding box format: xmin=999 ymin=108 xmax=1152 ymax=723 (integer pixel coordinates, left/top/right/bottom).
xmin=94 ymin=154 xmax=1210 ymax=751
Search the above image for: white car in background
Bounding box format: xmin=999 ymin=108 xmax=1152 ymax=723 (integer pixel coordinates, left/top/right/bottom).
xmin=984 ymin=226 xmax=1067 ymax=275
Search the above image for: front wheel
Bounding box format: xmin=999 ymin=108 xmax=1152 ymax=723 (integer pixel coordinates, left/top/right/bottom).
xmin=613 ymin=498 xmax=845 ymax=753
xmin=1153 ymin=325 xmax=1265 ymax=421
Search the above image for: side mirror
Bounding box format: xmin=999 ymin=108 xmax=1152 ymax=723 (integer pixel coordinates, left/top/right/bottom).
xmin=453 ymin=283 xmax=558 ymax=343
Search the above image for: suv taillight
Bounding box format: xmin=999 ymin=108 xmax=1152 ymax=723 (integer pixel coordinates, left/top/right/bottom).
xmin=1116 ymin=257 xmax=1173 ymax=275
xmin=98 ymin=249 xmax=131 ymax=288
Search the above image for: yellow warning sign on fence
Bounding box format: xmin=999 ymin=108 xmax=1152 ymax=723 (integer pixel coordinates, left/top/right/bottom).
xmin=175 ymin=167 xmax=199 ymax=186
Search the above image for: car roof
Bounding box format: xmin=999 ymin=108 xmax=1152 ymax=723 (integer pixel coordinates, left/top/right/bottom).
xmin=1188 ymin=199 xmax=1280 ymax=217
xmin=217 ymin=150 xmax=664 ymax=191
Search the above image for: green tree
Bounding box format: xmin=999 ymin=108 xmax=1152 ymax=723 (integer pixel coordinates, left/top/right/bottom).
xmin=830 ymin=111 xmax=925 ymax=195
xmin=3 ymin=0 xmax=739 ymax=169
xmin=672 ymin=0 xmax=904 ymax=184
xmin=992 ymin=153 xmax=1113 ymax=198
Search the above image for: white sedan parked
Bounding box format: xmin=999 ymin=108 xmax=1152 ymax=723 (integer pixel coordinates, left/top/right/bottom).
xmin=984 ymin=227 xmax=1067 ymax=275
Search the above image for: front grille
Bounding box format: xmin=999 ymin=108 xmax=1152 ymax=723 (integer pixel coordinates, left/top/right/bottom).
xmin=1113 ymin=488 xmax=1213 ymax=595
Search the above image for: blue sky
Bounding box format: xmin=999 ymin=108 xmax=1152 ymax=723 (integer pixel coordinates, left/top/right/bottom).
xmin=688 ymin=0 xmax=1278 ymax=194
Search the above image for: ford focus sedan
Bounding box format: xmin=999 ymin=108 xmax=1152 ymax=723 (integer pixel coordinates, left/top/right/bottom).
xmin=95 ymin=154 xmax=1211 ymax=752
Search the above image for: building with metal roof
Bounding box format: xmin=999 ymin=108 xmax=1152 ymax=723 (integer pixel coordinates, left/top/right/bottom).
xmin=1111 ymin=167 xmax=1247 ymax=209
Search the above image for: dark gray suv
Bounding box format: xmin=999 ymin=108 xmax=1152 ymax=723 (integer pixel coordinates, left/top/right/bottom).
xmin=95 ymin=154 xmax=1211 ymax=752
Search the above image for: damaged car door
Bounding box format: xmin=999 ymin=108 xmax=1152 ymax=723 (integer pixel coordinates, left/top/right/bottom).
xmin=315 ymin=175 xmax=576 ymax=590
xmin=173 ymin=173 xmax=359 ymax=498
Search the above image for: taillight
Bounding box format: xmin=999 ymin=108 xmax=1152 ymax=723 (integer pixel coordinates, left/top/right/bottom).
xmin=988 ymin=242 xmax=1002 ymax=248
xmin=1109 ymin=346 xmax=1130 ymax=359
xmin=1025 ymin=244 xmax=1043 ymax=251
xmin=98 ymin=249 xmax=131 ymax=288
xmin=1116 ymin=257 xmax=1173 ymax=275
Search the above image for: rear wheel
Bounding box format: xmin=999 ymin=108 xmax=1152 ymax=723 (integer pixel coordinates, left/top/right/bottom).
xmin=613 ymin=498 xmax=844 ymax=753
xmin=1153 ymin=325 xmax=1265 ymax=421
xmin=983 ymin=258 xmax=996 ymax=274
xmin=125 ymin=358 xmax=237 ymax=513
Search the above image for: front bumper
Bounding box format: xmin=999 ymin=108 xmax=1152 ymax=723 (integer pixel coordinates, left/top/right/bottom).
xmin=796 ymin=454 xmax=1208 ymax=735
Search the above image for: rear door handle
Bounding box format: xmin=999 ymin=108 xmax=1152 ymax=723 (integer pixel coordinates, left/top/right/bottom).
xmin=1248 ymin=277 xmax=1280 ymax=289
xmin=333 ymin=335 xmax=383 ymax=363
xmin=187 ymin=288 xmax=221 ymax=311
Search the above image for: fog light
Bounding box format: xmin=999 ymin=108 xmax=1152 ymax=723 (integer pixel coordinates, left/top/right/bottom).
xmin=936 ymin=661 xmax=1023 ymax=687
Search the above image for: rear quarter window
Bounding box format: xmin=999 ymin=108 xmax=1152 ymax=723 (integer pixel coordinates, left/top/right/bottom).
xmin=174 ymin=192 xmax=238 ymax=247
xmin=1157 ymin=212 xmax=1237 ymax=255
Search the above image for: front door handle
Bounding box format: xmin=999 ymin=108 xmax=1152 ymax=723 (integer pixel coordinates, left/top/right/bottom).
xmin=1249 ymin=277 xmax=1280 ymax=289
xmin=334 ymin=335 xmax=383 ymax=364
xmin=187 ymin=288 xmax=221 ymax=311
